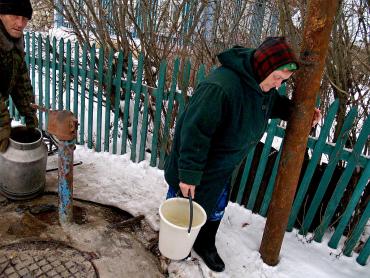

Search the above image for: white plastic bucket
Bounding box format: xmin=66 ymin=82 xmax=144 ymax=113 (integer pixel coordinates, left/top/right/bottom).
xmin=158 ymin=198 xmax=207 ymax=260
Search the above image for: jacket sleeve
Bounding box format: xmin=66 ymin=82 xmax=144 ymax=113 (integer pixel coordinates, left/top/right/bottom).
xmin=10 ymin=52 xmax=36 ymax=118
xmin=178 ymin=83 xmax=226 ymax=186
xmin=270 ymin=93 xmax=293 ymax=121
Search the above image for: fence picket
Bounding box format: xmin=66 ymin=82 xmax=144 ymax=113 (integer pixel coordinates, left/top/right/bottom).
xmin=158 ymin=58 xmax=180 ymax=169
xmin=37 ymin=34 xmax=43 ymax=129
xmin=52 ymin=37 xmax=57 ymax=110
xmin=314 ymin=116 xmax=370 ymax=242
xmin=236 ymin=146 xmax=256 ymax=204
xmin=130 ymin=53 xmax=144 ymax=161
xmin=343 ymin=202 xmax=370 ymax=256
xmin=73 ymin=42 xmax=79 ymax=118
xmin=44 ymin=37 xmax=51 ymax=128
xmin=58 ymin=38 xmax=64 ymax=110
xmin=96 ymin=47 xmax=104 ymax=152
xmin=87 ymin=44 xmax=96 ymax=149
xmin=121 ymin=52 xmax=133 ymax=154
xmin=328 ymin=159 xmax=370 ymax=248
xmin=286 ymin=100 xmax=339 ymax=232
xmin=301 ymin=107 xmax=358 ymax=234
xmin=112 ymin=51 xmax=124 ymax=154
xmin=104 ymin=49 xmax=114 ymax=152
xmin=356 ymin=237 xmax=370 ymax=266
xmin=139 ymin=87 xmax=149 ymax=162
xmin=65 ymin=40 xmax=72 ymax=111
xmin=79 ymin=43 xmax=88 ymax=145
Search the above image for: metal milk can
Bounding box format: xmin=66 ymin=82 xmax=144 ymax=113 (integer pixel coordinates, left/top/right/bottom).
xmin=0 ymin=126 xmax=47 ymax=200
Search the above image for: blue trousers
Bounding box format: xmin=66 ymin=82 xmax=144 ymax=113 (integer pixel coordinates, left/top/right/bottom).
xmin=166 ymin=181 xmax=230 ymax=221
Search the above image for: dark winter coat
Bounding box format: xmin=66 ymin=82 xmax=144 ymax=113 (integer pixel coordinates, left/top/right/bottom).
xmin=164 ymin=46 xmax=292 ymax=217
xmin=0 ymin=22 xmax=35 ymax=128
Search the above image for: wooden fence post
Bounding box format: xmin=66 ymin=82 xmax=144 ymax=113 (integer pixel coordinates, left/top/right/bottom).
xmin=259 ymin=0 xmax=339 ymax=266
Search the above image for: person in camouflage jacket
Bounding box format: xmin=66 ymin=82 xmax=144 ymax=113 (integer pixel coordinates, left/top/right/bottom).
xmin=0 ymin=0 xmax=37 ymax=152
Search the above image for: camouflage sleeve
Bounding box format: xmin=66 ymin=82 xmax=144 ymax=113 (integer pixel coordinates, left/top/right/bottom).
xmin=9 ymin=52 xmax=36 ymax=118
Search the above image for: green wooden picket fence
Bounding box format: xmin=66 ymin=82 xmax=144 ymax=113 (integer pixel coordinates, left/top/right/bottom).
xmin=8 ymin=33 xmax=369 ymax=266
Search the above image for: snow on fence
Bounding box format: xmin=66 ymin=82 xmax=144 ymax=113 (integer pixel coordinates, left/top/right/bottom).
xmin=8 ymin=32 xmax=369 ymax=266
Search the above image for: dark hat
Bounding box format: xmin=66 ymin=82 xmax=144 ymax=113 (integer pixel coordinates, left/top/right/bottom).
xmin=0 ymin=0 xmax=33 ymax=20
xmin=253 ymin=37 xmax=299 ymax=83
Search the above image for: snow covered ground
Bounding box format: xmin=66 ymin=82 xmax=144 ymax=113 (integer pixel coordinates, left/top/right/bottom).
xmin=45 ymin=146 xmax=369 ymax=278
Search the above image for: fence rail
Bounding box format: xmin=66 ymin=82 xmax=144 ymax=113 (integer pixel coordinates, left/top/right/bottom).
xmin=9 ymin=33 xmax=369 ymax=266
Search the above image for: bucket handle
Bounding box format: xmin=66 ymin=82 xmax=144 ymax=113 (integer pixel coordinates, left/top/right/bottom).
xmin=188 ymin=189 xmax=193 ymax=234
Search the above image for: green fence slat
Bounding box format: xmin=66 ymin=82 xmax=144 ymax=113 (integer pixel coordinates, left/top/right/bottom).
xmin=139 ymin=87 xmax=149 ymax=162
xmin=247 ymin=119 xmax=279 ymax=210
xmin=112 ymin=51 xmax=124 ymax=154
xmin=79 ymin=43 xmax=88 ymax=145
xmin=65 ymin=40 xmax=72 ymax=111
xmin=44 ymin=36 xmax=51 ymax=128
xmin=356 ymin=236 xmax=370 ymax=266
xmin=179 ymin=59 xmax=191 ymax=115
xmin=31 ymin=33 xmax=36 ymax=93
xmin=25 ymin=32 xmax=30 ymax=68
xmin=158 ymin=58 xmax=180 ymax=169
xmin=73 ymin=42 xmax=79 ymax=118
xmin=195 ymin=64 xmax=205 ymax=86
xmin=37 ymin=34 xmax=43 ymax=129
xmin=96 ymin=47 xmax=104 ymax=152
xmin=58 ymin=38 xmax=64 ymax=110
xmin=328 ymin=159 xmax=370 ymax=248
xmin=104 ymin=49 xmax=114 ymax=152
xmin=343 ymin=202 xmax=370 ymax=256
xmin=121 ymin=52 xmax=133 ymax=154
xmin=130 ymin=53 xmax=144 ymax=161
xmin=87 ymin=44 xmax=96 ymax=149
xmin=260 ymin=144 xmax=283 ymax=216
xmin=52 ymin=37 xmax=57 ymax=110
xmin=286 ymin=100 xmax=339 ymax=231
xmin=314 ymin=115 xmax=370 ymax=242
xmin=150 ymin=59 xmax=167 ymax=167
xmin=301 ymin=107 xmax=358 ymax=234
xmin=236 ymin=146 xmax=256 ymax=205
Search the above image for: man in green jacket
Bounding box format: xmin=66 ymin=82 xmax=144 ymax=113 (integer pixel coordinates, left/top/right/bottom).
xmin=164 ymin=37 xmax=321 ymax=272
xmin=0 ymin=0 xmax=38 ymax=152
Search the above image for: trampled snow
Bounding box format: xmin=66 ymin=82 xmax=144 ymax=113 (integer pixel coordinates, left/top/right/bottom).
xmin=46 ymin=145 xmax=369 ymax=278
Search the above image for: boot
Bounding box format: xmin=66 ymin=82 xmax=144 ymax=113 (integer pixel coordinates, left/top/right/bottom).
xmin=193 ymin=220 xmax=225 ymax=272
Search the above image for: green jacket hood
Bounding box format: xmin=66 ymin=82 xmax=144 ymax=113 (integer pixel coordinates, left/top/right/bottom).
xmin=217 ymin=46 xmax=261 ymax=92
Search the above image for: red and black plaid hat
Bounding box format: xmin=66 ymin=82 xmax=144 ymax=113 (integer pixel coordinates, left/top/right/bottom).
xmin=253 ymin=37 xmax=299 ymax=82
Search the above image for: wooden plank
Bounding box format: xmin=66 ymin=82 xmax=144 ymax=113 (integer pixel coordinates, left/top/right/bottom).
xmin=286 ymin=100 xmax=339 ymax=231
xmin=25 ymin=32 xmax=30 ymax=68
xmin=158 ymin=58 xmax=180 ymax=169
xmin=150 ymin=60 xmax=167 ymax=167
xmin=328 ymin=159 xmax=370 ymax=248
xmin=73 ymin=42 xmax=79 ymax=119
xmin=58 ymin=38 xmax=64 ymax=110
xmin=236 ymin=146 xmax=256 ymax=205
xmin=52 ymin=37 xmax=57 ymax=110
xmin=121 ymin=52 xmax=133 ymax=154
xmin=195 ymin=64 xmax=205 ymax=86
xmin=87 ymin=44 xmax=96 ymax=149
xmin=139 ymin=87 xmax=149 ymax=162
xmin=104 ymin=49 xmax=114 ymax=152
xmin=343 ymin=202 xmax=370 ymax=256
xmin=65 ymin=40 xmax=72 ymax=111
xmin=37 ymin=34 xmax=43 ymax=129
xmin=79 ymin=43 xmax=88 ymax=145
xmin=44 ymin=37 xmax=51 ymax=128
xmin=112 ymin=51 xmax=124 ymax=154
xmin=179 ymin=59 xmax=191 ymax=115
xmin=260 ymin=144 xmax=283 ymax=216
xmin=31 ymin=33 xmax=36 ymax=97
xmin=130 ymin=53 xmax=144 ymax=161
xmin=96 ymin=47 xmax=104 ymax=152
xmin=247 ymin=119 xmax=280 ymax=210
xmin=300 ymin=107 xmax=358 ymax=234
xmin=356 ymin=236 xmax=370 ymax=266
xmin=314 ymin=115 xmax=370 ymax=242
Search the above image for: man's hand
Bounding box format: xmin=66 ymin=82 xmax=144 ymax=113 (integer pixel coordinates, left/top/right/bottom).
xmin=312 ymin=108 xmax=322 ymax=127
xmin=0 ymin=125 xmax=11 ymax=153
xmin=179 ymin=182 xmax=195 ymax=199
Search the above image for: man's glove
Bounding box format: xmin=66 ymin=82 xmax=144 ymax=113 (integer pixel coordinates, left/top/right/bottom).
xmin=25 ymin=113 xmax=38 ymax=129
